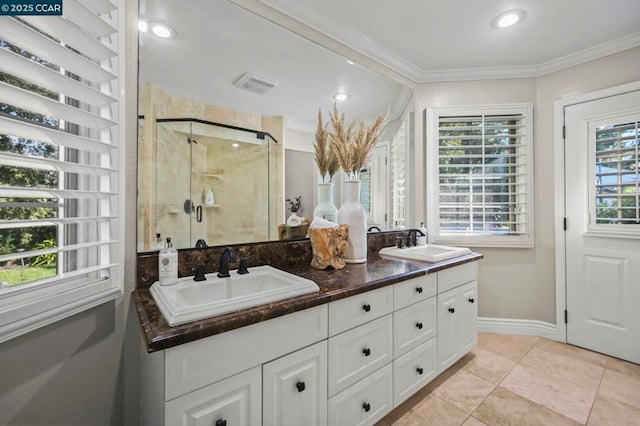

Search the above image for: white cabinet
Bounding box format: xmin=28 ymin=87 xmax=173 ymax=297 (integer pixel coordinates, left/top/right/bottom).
xmin=393 ymin=338 xmax=437 ymax=406
xmin=263 ymin=341 xmax=327 ymax=426
xmin=393 ymin=297 xmax=436 ymax=358
xmin=328 ymin=363 xmax=393 ymax=426
xmin=437 ymin=280 xmax=478 ymax=373
xmin=166 ymin=366 xmax=261 ymax=426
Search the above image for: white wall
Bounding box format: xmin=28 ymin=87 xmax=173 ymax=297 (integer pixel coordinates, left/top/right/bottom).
xmin=413 ymin=47 xmax=640 ymax=325
xmin=0 ymin=0 xmax=140 ymax=424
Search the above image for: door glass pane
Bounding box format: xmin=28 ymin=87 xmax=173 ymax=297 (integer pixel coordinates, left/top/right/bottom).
xmin=594 ymin=121 xmax=640 ymax=225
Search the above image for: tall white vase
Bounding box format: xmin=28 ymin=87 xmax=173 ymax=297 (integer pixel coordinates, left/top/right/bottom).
xmin=313 ymin=183 xmax=338 ymax=223
xmin=338 ymin=180 xmax=367 ymax=263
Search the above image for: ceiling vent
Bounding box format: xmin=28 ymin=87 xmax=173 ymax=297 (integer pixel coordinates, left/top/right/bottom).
xmin=233 ymin=72 xmax=278 ymax=95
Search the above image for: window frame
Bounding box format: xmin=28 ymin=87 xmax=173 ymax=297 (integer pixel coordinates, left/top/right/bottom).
xmin=426 ymin=103 xmax=534 ymax=248
xmin=0 ymin=0 xmax=125 ymax=343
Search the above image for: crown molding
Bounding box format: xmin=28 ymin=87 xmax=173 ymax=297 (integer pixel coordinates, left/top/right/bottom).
xmin=253 ymin=0 xmax=640 ymax=84
xmin=285 ymin=119 xmax=315 ymax=133
xmin=389 ymin=86 xmax=414 ymax=119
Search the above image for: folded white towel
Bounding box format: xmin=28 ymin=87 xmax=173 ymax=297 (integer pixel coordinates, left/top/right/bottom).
xmin=310 ymin=216 xmax=338 ymax=229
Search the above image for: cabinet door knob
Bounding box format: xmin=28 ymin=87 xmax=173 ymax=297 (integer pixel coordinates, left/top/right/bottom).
xmin=448 ymin=307 xmax=455 ymax=313
xmin=296 ymin=381 xmax=305 ymax=392
xmin=416 ymin=286 xmax=423 ymax=294
xmin=468 ymin=297 xmax=475 ymax=303
xmin=362 ymin=402 xmax=371 ymax=412
xmin=362 ymin=347 xmax=371 ymax=356
xmin=216 ymin=420 xmax=227 ymax=426
xmin=416 ymin=367 xmax=424 ymax=375
xmin=362 ymin=304 xmax=371 ymax=312
xmin=416 ymin=322 xmax=423 ymax=330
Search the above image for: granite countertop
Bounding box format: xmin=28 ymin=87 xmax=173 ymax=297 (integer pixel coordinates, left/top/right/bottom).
xmin=133 ymin=252 xmax=483 ymax=353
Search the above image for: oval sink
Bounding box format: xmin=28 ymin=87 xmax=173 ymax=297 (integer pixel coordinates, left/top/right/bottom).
xmin=150 ymin=265 xmax=319 ymax=326
xmin=379 ymin=244 xmax=471 ymax=263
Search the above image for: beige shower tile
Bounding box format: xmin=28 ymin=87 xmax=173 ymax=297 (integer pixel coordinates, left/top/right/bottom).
xmin=462 ymin=347 xmax=518 ymax=384
xmin=588 ymin=394 xmax=640 ymax=425
xmin=501 ymin=363 xmax=597 ymax=423
xmin=432 ymin=369 xmax=496 ymax=414
xmin=606 ymin=357 xmax=640 ymax=382
xmin=473 ymin=386 xmax=581 ymax=426
xmin=535 ymin=338 xmax=608 ymax=367
xmin=477 ymin=333 xmax=538 ymax=362
xmin=598 ymin=368 xmax=640 ymax=409
xmin=520 ymin=345 xmax=605 ymax=391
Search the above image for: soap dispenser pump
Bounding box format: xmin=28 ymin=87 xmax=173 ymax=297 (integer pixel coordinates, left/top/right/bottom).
xmin=158 ymin=237 xmax=178 ymax=286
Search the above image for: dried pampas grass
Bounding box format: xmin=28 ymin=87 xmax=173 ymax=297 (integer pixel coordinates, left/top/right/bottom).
xmin=329 ymin=103 xmax=387 ymax=178
xmin=314 ymin=109 xmax=340 ymax=183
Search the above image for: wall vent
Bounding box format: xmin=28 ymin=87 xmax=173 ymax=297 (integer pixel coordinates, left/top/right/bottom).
xmin=233 ymin=72 xmax=278 ymax=95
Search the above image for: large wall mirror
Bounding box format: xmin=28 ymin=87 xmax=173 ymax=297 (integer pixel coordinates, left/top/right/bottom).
xmin=137 ymin=0 xmax=414 ymax=252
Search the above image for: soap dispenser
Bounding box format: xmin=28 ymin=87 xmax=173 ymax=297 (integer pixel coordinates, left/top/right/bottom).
xmin=150 ymin=233 xmax=165 ymax=251
xmin=417 ymin=222 xmax=427 ymax=246
xmin=158 ymin=237 xmax=178 ymax=286
xmin=204 ymin=188 xmax=215 ymax=206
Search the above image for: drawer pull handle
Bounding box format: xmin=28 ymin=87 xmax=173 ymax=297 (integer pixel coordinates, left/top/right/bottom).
xmin=416 ymin=322 xmax=423 ymax=329
xmin=417 ymin=367 xmax=424 ymax=375
xmin=296 ymin=381 xmax=306 ymax=392
xmin=416 ymin=286 xmax=423 ymax=294
xmin=468 ymin=297 xmax=475 ymax=303
xmin=216 ymin=420 xmax=227 ymax=426
xmin=362 ymin=402 xmax=371 ymax=412
xmin=362 ymin=347 xmax=371 ymax=356
xmin=448 ymin=307 xmax=455 ymax=313
xmin=362 ymin=304 xmax=371 ymax=312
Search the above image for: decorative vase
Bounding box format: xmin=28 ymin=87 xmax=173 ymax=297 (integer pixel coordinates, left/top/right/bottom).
xmin=313 ymin=183 xmax=338 ymax=223
xmin=338 ymin=179 xmax=367 ymax=263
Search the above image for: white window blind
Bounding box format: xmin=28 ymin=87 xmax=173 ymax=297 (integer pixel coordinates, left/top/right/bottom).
xmin=593 ymin=119 xmax=640 ymax=226
xmin=427 ymin=105 xmax=534 ymax=247
xmin=0 ymin=0 xmax=124 ymax=342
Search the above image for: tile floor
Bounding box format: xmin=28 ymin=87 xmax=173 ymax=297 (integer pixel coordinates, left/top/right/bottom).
xmin=376 ymin=333 xmax=640 ymax=425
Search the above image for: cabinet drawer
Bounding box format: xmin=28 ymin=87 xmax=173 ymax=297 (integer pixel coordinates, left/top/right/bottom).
xmin=165 ymin=305 xmax=327 ymax=400
xmin=393 ymin=338 xmax=437 ymax=407
xmin=263 ymin=340 xmax=327 ymax=426
xmin=166 ymin=366 xmax=261 ymax=426
xmin=328 ymin=286 xmax=393 ymax=336
xmin=328 ymin=363 xmax=393 ymax=426
xmin=328 ymin=315 xmax=393 ymax=397
xmin=438 ymin=262 xmax=477 ymax=294
xmin=394 ymin=274 xmax=436 ymax=310
xmin=393 ymin=297 xmax=436 ymax=358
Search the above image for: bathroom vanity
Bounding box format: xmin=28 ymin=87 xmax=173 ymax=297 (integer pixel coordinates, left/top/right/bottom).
xmin=134 ymin=235 xmax=481 ymax=426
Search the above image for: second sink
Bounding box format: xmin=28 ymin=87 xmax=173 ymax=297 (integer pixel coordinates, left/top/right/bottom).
xmin=379 ymin=244 xmax=471 ymax=263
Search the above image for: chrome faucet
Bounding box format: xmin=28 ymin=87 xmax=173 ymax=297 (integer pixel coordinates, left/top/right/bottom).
xmin=406 ymin=229 xmax=426 ymax=247
xmin=217 ymin=247 xmax=237 ymax=278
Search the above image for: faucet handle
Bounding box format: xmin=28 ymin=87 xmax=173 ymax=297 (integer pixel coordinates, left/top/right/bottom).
xmin=192 ymin=263 xmax=206 ymax=281
xmin=237 ymin=258 xmax=250 ymax=275
xmin=396 ymin=235 xmax=405 ymax=249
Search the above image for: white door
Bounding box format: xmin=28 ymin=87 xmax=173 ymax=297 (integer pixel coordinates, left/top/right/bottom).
xmin=564 ymin=89 xmax=640 ymax=364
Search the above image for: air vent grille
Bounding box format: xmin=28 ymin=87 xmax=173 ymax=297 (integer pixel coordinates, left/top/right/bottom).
xmin=233 ymin=72 xmax=278 ymax=95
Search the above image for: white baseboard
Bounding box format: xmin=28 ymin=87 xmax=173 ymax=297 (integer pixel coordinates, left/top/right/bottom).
xmin=478 ymin=317 xmax=561 ymax=341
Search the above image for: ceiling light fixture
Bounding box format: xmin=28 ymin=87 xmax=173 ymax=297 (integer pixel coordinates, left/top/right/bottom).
xmin=492 ymin=10 xmax=526 ymax=29
xmin=333 ymin=93 xmax=349 ymax=102
xmin=150 ymin=22 xmax=176 ymax=39
xmin=138 ymin=20 xmax=148 ymax=32
xmin=346 ymin=59 xmax=355 ymax=65
xmin=232 ymin=143 xmax=239 ymax=148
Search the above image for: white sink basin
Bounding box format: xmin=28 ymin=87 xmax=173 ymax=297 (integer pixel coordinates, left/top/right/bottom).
xmin=379 ymin=244 xmax=471 ymax=263
xmin=150 ymin=265 xmax=319 ymax=326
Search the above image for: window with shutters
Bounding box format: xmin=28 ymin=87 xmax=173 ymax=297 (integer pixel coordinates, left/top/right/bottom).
xmin=0 ymin=1 xmax=124 ymax=342
xmin=426 ymin=105 xmax=534 ymax=247
xmin=590 ymin=117 xmax=640 ymax=231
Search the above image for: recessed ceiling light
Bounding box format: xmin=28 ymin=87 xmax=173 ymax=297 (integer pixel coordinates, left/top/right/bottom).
xmin=333 ymin=93 xmax=349 ymax=102
xmin=346 ymin=59 xmax=355 ymax=65
xmin=138 ymin=20 xmax=148 ymax=32
xmin=492 ymin=10 xmax=526 ymax=29
xmin=232 ymin=143 xmax=239 ymax=148
xmin=150 ymin=22 xmax=175 ymax=39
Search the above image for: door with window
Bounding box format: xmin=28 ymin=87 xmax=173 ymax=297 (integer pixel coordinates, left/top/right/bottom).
xmin=564 ymin=89 xmax=640 ymax=363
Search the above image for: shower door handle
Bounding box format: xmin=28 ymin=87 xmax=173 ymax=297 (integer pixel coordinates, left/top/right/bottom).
xmin=196 ymin=205 xmax=202 ymax=222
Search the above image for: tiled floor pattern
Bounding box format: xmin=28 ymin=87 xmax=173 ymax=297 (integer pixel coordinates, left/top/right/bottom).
xmin=376 ymin=333 xmax=640 ymax=425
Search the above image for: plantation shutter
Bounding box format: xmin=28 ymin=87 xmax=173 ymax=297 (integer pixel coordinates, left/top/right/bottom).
xmin=0 ymin=0 xmax=123 ymax=342
xmin=432 ymin=106 xmax=533 ymax=247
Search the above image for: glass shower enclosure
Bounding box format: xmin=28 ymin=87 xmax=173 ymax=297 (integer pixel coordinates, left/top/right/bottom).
xmin=140 ymin=118 xmax=278 ymax=250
